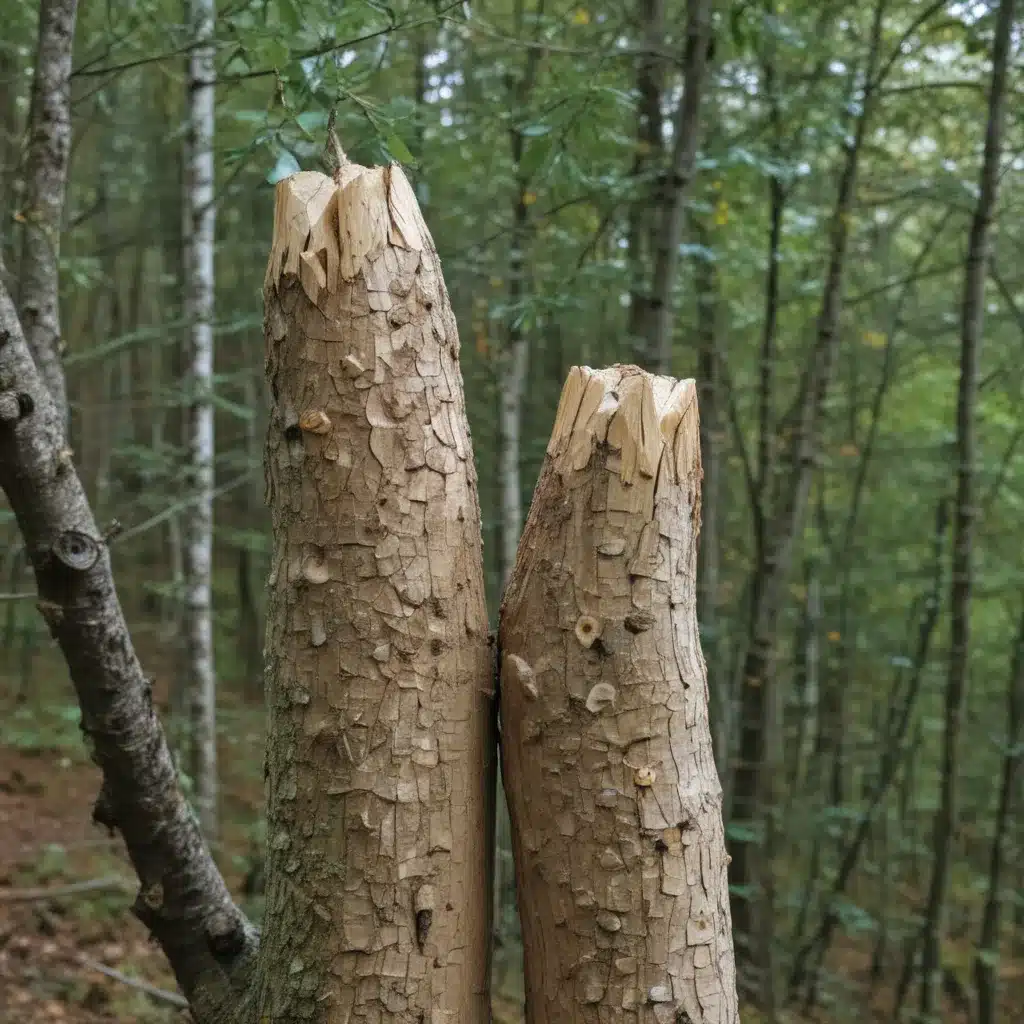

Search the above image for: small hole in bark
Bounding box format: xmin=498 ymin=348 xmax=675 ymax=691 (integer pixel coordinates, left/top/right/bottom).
xmin=378 ymin=497 xmax=387 ymax=507
xmin=424 ymin=300 xmax=433 ymax=311
xmin=654 ymin=838 xmax=668 ymax=852
xmin=445 ymin=902 xmax=453 ymax=911
xmin=284 ymin=424 xmax=302 ymax=444
xmin=17 ymin=392 xmax=34 ymax=417
xmin=430 ymin=639 xmax=444 ymax=656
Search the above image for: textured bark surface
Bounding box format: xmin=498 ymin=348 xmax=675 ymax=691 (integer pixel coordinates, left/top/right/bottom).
xmin=0 ymin=275 xmax=256 ymax=1024
xmin=18 ymin=0 xmax=78 ymax=424
xmin=183 ymin=0 xmax=219 ymax=842
xmin=500 ymin=365 xmax=738 ymax=1024
xmin=258 ymin=164 xmax=495 ymax=1023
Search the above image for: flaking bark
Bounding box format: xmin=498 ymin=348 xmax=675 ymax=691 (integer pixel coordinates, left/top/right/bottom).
xmin=258 ymin=163 xmax=495 ymax=1022
xmin=500 ymin=365 xmax=738 ymax=1024
xmin=0 ymin=275 xmax=256 ymax=1024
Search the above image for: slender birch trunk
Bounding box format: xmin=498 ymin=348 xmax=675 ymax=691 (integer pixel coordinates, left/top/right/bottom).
xmin=182 ymin=0 xmax=218 ymax=841
xmin=501 ymin=365 xmax=738 ymax=1024
xmin=919 ymin=0 xmax=1015 ymax=1014
xmin=17 ymin=0 xmax=78 ymax=428
xmin=258 ymin=158 xmax=495 ymax=1021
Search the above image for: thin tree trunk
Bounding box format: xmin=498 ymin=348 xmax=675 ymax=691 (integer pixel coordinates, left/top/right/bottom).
xmin=0 ymin=274 xmax=256 ymax=1024
xmin=626 ymin=0 xmax=666 ymax=361
xmin=789 ymin=501 xmax=948 ymax=1006
xmin=258 ymin=161 xmax=495 ymax=1022
xmin=728 ymin=0 xmax=885 ymax=963
xmin=0 ymin=45 xmax=23 ymax=267
xmin=500 ymin=365 xmax=739 ymax=1024
xmin=919 ymin=2 xmax=1015 ymax=1013
xmin=694 ymin=220 xmax=724 ymax=771
xmin=182 ymin=0 xmax=218 ymax=842
xmin=647 ymin=0 xmax=713 ymax=374
xmin=497 ymin=0 xmax=542 ymax=588
xmin=17 ymin=0 xmax=78 ymax=427
xmin=974 ymin=602 xmax=1024 ymax=1024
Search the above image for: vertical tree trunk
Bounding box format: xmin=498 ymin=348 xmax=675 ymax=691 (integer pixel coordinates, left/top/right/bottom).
xmin=500 ymin=365 xmax=738 ymax=1024
xmin=728 ymin=0 xmax=885 ymax=964
xmin=693 ymin=223 xmax=724 ymax=771
xmin=974 ymin=602 xmax=1024 ymax=1024
xmin=497 ymin=0 xmax=542 ymax=588
xmin=626 ymin=0 xmax=666 ymax=361
xmin=629 ymin=0 xmax=713 ymax=374
xmin=0 ymin=45 xmax=23 ymax=266
xmin=919 ymin=0 xmax=1015 ymax=1014
xmin=258 ymin=161 xmax=495 ymax=1022
xmin=647 ymin=0 xmax=712 ymax=374
xmin=182 ymin=0 xmax=218 ymax=842
xmin=17 ymin=0 xmax=78 ymax=427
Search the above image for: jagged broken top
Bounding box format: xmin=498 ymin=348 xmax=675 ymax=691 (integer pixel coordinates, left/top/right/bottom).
xmin=264 ymin=162 xmax=433 ymax=304
xmin=547 ymin=365 xmax=697 ymax=484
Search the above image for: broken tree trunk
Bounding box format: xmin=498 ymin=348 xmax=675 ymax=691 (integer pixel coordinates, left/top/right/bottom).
xmin=500 ymin=365 xmax=738 ymax=1024
xmin=258 ymin=159 xmax=495 ymax=1022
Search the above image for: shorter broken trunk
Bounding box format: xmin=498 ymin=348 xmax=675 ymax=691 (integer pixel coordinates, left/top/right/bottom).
xmin=500 ymin=365 xmax=738 ymax=1024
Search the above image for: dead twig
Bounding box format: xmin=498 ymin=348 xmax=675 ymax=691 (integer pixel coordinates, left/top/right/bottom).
xmin=0 ymin=875 xmax=133 ymax=902
xmin=77 ymin=955 xmax=189 ymax=1009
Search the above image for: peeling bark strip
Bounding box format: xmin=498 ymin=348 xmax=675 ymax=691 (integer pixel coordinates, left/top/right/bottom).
xmin=18 ymin=0 xmax=78 ymax=425
xmin=500 ymin=365 xmax=738 ymax=1024
xmin=0 ymin=279 xmax=256 ymax=1024
xmin=258 ymin=165 xmax=494 ymax=1022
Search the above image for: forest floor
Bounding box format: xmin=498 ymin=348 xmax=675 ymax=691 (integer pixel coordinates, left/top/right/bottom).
xmin=0 ymin=642 xmax=1019 ymax=1023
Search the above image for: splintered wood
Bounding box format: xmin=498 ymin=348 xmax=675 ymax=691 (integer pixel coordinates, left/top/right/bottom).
xmin=258 ymin=164 xmax=493 ymax=1022
xmin=500 ymin=366 xmax=739 ymax=1024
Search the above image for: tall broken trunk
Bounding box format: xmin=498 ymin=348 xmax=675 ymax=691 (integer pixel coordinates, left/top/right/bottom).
xmin=17 ymin=0 xmax=78 ymax=427
xmin=500 ymin=365 xmax=738 ymax=1024
xmin=182 ymin=0 xmax=218 ymax=841
xmin=258 ymin=161 xmax=495 ymax=1021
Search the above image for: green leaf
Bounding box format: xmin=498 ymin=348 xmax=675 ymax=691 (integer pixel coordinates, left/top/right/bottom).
xmin=296 ymin=110 xmax=328 ymax=135
xmin=726 ymin=821 xmax=763 ymax=844
xmin=267 ymin=149 xmax=300 ymax=183
xmin=277 ymin=0 xmax=302 ymax=32
xmin=211 ymin=393 xmax=256 ymax=421
xmin=384 ymin=132 xmax=415 ymax=166
xmin=233 ymin=109 xmax=268 ymax=125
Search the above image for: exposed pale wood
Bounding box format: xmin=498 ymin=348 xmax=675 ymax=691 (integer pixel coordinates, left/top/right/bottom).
xmin=259 ymin=160 xmax=494 ymax=1022
xmin=501 ymin=364 xmax=738 ymax=1024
